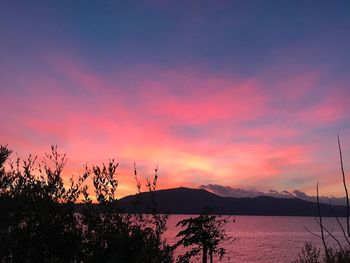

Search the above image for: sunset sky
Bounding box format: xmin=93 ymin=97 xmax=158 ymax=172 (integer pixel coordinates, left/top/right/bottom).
xmin=1 ymin=1 xmax=350 ymax=198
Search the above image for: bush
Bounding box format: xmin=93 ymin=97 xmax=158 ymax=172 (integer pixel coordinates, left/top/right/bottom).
xmin=0 ymin=145 xmax=173 ymax=263
xmin=293 ymin=242 xmax=321 ymax=263
xmin=293 ymin=243 xmax=350 ymax=263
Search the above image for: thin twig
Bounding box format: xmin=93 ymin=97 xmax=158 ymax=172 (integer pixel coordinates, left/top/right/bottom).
xmin=314 ymin=217 xmax=344 ymax=253
xmin=304 ymin=227 xmax=324 ymax=239
xmin=329 ymin=200 xmax=350 ymax=246
xmin=317 ymin=182 xmax=330 ymax=260
xmin=338 ymin=135 xmax=350 ymax=238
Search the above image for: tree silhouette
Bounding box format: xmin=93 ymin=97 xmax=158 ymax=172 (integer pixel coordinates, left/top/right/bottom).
xmin=175 ymin=211 xmax=233 ymax=263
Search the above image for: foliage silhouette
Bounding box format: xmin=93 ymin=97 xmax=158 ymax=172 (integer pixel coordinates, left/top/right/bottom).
xmin=0 ymin=145 xmax=173 ymax=263
xmin=293 ymin=242 xmax=321 ymax=263
xmin=175 ymin=211 xmax=233 ymax=263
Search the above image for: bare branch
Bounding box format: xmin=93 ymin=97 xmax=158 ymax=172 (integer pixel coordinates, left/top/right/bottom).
xmin=317 ymin=182 xmax=330 ymax=261
xmin=338 ymin=134 xmax=350 ymax=238
xmin=314 ymin=216 xmax=344 ymax=252
xmin=304 ymin=227 xmax=323 ymax=239
xmin=329 ymin=200 xmax=350 ymax=246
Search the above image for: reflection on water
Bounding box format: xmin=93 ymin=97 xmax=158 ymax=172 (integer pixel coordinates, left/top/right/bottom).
xmin=164 ymin=215 xmax=347 ymax=263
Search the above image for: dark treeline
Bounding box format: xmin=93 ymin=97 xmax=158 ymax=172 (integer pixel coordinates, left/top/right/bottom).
xmin=0 ymin=145 xmax=230 ymax=263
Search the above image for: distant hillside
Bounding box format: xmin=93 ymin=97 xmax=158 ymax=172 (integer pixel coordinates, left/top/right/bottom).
xmin=118 ymin=187 xmax=348 ymax=217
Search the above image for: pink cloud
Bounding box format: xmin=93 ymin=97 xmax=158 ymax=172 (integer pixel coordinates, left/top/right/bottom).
xmin=1 ymin=56 xmax=349 ymax=197
xmin=297 ymin=94 xmax=348 ymax=124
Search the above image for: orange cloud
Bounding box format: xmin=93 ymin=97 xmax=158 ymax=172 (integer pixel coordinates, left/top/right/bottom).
xmin=1 ymin=56 xmax=349 ymax=198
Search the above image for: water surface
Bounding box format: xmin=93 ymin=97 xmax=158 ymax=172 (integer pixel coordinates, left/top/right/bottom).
xmin=165 ymin=215 xmax=347 ymax=263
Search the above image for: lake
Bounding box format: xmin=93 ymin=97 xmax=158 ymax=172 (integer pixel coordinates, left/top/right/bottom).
xmin=164 ymin=215 xmax=348 ymax=263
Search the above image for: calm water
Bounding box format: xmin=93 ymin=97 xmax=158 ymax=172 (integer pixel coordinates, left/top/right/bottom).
xmin=164 ymin=215 xmax=348 ymax=263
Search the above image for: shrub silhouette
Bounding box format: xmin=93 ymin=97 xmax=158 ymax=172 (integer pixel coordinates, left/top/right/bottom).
xmin=293 ymin=242 xmax=321 ymax=263
xmin=0 ymin=145 xmax=173 ymax=263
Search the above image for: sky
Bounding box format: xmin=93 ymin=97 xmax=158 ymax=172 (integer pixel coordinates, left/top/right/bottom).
xmin=1 ymin=0 xmax=350 ymax=198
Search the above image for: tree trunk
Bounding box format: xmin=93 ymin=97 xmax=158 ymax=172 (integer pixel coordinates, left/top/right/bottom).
xmin=202 ymin=246 xmax=208 ymax=263
xmin=209 ymin=249 xmax=213 ymax=263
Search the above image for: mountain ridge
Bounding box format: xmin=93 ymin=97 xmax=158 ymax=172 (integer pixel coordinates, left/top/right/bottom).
xmin=118 ymin=187 xmax=348 ymax=217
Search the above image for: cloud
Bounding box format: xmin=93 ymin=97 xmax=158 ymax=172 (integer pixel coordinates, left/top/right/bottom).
xmin=200 ymin=184 xmax=347 ymax=205
xmin=1 ymin=54 xmax=350 ymax=198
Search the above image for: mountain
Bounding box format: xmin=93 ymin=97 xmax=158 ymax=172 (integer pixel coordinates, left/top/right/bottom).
xmin=118 ymin=187 xmax=348 ymax=217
